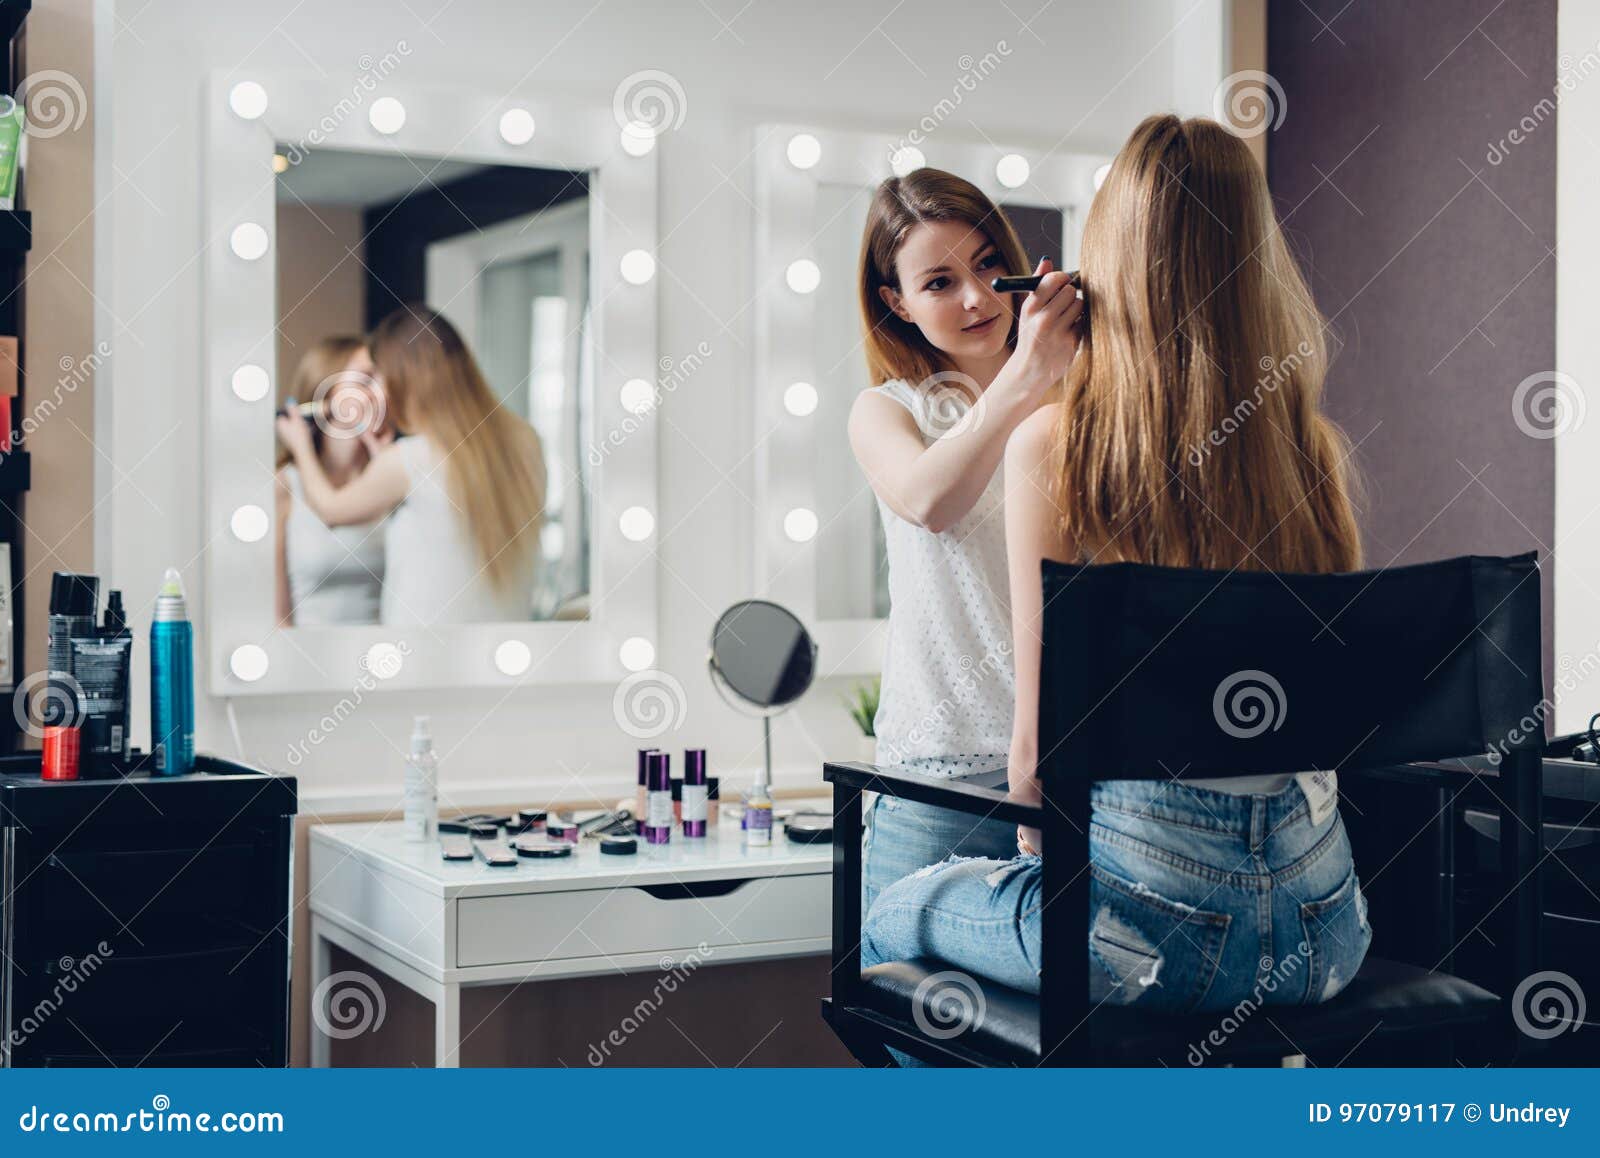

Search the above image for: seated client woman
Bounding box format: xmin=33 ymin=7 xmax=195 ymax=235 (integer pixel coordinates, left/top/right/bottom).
xmin=861 ymin=114 xmax=1373 ymax=1017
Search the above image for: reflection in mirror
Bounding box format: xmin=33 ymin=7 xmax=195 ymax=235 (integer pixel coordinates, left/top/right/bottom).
xmin=811 ymin=182 xmax=1065 ymax=621
xmin=273 ymin=147 xmax=591 ymax=625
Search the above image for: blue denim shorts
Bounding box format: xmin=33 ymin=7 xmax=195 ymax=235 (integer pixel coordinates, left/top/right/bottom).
xmin=861 ymin=777 xmax=1373 ymax=1016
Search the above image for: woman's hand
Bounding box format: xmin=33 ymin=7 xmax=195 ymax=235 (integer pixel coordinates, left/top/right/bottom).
xmin=275 ymin=409 xmax=314 ymax=461
xmin=1005 ymin=257 xmax=1084 ymax=399
xmin=1017 ymin=829 xmax=1040 ymax=857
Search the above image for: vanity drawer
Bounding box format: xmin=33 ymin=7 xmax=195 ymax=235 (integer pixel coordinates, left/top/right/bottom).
xmin=455 ymin=873 xmax=830 ymax=967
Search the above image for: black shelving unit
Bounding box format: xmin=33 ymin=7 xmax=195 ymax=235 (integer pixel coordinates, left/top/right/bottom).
xmin=0 ymin=1 xmax=29 ymax=755
xmin=0 ymin=752 xmax=298 ymax=1067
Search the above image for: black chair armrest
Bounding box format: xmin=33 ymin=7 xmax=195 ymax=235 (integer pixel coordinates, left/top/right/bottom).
xmin=822 ymin=760 xmax=1044 ymax=826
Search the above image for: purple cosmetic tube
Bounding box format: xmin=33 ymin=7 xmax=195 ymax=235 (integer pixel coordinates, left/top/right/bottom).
xmin=644 ymin=750 xmax=673 ymax=844
xmin=682 ymin=749 xmax=708 ymax=838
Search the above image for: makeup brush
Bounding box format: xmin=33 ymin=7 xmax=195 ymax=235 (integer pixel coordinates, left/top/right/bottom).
xmin=992 ymin=270 xmax=1081 ymax=293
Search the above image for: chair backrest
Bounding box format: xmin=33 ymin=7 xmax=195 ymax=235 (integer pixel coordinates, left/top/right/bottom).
xmin=1035 ymin=552 xmax=1544 ymax=784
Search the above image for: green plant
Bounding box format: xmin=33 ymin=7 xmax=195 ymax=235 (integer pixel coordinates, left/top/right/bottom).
xmin=843 ymin=677 xmax=880 ymax=737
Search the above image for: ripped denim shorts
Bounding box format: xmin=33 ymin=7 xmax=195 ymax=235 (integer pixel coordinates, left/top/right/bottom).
xmin=860 ymin=777 xmax=1372 ymax=1015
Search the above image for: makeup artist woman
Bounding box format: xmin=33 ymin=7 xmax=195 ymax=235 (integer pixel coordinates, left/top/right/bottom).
xmin=276 ymin=306 xmax=547 ymax=625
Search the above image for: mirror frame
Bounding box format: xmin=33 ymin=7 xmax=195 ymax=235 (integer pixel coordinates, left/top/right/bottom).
xmin=752 ymin=123 xmax=1109 ymax=675
xmin=202 ymin=70 xmax=659 ymax=694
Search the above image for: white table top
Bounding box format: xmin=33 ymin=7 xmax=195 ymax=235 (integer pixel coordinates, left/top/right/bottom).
xmin=309 ymin=812 xmax=836 ymax=899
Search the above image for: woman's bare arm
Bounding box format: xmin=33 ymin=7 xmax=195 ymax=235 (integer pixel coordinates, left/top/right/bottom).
xmin=847 ymin=387 xmax=1035 ymax=533
xmin=274 ymin=471 xmax=294 ymax=627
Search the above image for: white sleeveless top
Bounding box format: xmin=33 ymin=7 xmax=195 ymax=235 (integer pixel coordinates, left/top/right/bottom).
xmin=281 ymin=465 xmax=385 ymax=626
xmin=868 ymin=380 xmax=1015 ymax=770
xmin=380 ymin=436 xmax=534 ymax=626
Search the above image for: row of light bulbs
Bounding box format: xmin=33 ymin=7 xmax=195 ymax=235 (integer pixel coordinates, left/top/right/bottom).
xmin=782 ymin=130 xmax=1111 ymax=192
xmin=228 ymin=632 xmax=660 ymax=683
xmin=224 ymin=80 xmax=662 ymax=683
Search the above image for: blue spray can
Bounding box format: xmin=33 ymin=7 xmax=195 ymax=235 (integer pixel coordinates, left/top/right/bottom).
xmin=150 ymin=567 xmax=194 ymax=776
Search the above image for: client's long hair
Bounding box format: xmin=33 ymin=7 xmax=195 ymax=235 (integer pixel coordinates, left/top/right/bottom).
xmin=368 ymin=307 xmax=546 ymax=596
xmin=1054 ymin=114 xmax=1362 ymax=573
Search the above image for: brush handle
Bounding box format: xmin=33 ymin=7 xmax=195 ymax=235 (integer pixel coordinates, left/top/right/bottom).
xmin=992 ymin=271 xmax=1080 ymax=293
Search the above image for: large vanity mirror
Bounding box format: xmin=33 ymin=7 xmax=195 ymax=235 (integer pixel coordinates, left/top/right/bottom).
xmin=204 ymin=73 xmax=659 ymax=694
xmin=273 ymin=148 xmax=592 ymax=625
xmin=755 ymin=125 xmax=1108 ymax=670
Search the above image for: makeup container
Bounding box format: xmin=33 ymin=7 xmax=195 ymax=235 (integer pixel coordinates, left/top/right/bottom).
xmin=706 ymin=777 xmax=720 ymax=826
xmin=513 ymin=808 xmax=548 ymax=835
xmin=599 ymin=833 xmax=637 ymax=856
xmin=546 ymin=818 xmax=580 ymax=844
xmin=40 ymin=724 xmax=80 ymax=781
xmin=635 ymin=748 xmax=655 ymax=824
xmin=670 ymin=777 xmax=682 ymax=822
xmin=682 ymin=749 xmax=708 ymax=839
xmin=513 ymin=835 xmax=573 ymax=859
xmin=643 ymin=750 xmax=673 ymax=844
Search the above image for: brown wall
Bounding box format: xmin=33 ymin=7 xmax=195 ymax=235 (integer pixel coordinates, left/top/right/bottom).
xmin=1267 ymin=0 xmax=1557 ymax=683
xmin=19 ymin=0 xmax=98 ymax=713
xmin=275 ymin=202 xmax=366 ymax=405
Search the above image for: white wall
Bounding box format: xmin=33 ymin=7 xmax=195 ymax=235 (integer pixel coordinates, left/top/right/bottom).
xmin=99 ymin=0 xmax=1209 ymax=809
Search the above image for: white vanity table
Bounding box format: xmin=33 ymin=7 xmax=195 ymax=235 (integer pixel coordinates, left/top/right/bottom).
xmin=308 ymin=818 xmax=833 ymax=1067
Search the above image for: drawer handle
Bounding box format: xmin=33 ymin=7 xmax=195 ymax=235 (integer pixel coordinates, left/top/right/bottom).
xmin=635 ymin=879 xmax=751 ymax=900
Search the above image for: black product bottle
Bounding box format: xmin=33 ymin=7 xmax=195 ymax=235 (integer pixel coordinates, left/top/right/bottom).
xmin=102 ymin=590 xmax=133 ymax=761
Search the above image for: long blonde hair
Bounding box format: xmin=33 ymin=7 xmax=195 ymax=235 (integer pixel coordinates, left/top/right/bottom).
xmin=369 ymin=307 xmax=546 ymax=595
xmin=858 ymin=168 xmax=1032 ymax=385
xmin=275 ymin=335 xmax=365 ymax=469
xmin=1054 ymin=115 xmax=1362 ymax=573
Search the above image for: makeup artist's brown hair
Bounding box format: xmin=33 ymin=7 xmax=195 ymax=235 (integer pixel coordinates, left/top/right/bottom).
xmin=368 ymin=307 xmax=546 ymax=597
xmin=275 ymin=335 xmax=365 ymax=469
xmin=1052 ymin=114 xmax=1362 ymax=573
xmin=857 ymin=168 xmax=1031 ymax=385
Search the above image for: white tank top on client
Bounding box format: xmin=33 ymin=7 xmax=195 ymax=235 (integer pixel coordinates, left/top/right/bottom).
xmin=869 ymin=378 xmax=1324 ymax=806
xmin=380 ymin=435 xmax=534 ymax=625
xmin=282 ymin=464 xmax=385 ymax=626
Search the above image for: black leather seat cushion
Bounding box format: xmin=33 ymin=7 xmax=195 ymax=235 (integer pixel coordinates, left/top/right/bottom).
xmin=858 ymin=955 xmax=1499 ymax=1065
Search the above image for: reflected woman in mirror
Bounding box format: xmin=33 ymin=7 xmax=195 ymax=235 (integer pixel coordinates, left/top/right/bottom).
xmin=274 ymin=336 xmax=389 ymax=627
xmin=276 ymin=306 xmax=546 ymax=625
xmin=862 ymin=116 xmax=1370 ymax=1028
xmin=850 ymin=168 xmax=1083 ymax=910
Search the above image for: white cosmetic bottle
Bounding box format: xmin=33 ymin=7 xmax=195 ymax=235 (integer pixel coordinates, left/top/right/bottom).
xmin=403 ymin=715 xmax=439 ymax=842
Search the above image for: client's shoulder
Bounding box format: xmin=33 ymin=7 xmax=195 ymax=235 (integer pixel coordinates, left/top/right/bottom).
xmin=1007 ymin=401 xmax=1063 ymax=467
